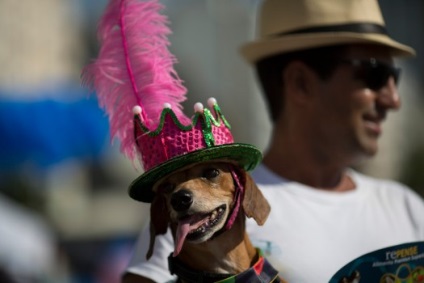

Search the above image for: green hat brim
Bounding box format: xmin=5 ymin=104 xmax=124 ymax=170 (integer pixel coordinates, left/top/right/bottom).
xmin=128 ymin=143 xmax=262 ymax=202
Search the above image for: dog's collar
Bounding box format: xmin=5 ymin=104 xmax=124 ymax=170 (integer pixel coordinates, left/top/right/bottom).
xmin=168 ymin=249 xmax=282 ymax=283
xmin=168 ymin=254 xmax=233 ymax=283
xmin=216 ymin=253 xmax=281 ymax=283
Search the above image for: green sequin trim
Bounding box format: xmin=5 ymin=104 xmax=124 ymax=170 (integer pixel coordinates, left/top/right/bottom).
xmin=201 ymin=108 xmax=214 ymax=147
xmin=213 ymin=103 xmax=231 ymax=129
xmin=134 ymin=103 xmax=232 ymax=148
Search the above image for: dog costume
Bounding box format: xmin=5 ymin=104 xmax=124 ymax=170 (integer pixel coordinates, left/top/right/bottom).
xmin=82 ymin=0 xmax=281 ymax=281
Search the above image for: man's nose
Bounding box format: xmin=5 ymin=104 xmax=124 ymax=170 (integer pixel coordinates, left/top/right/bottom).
xmin=376 ymin=76 xmax=401 ymax=110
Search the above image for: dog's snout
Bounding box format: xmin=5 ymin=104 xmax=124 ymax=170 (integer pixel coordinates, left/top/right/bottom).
xmin=171 ymin=189 xmax=193 ymax=211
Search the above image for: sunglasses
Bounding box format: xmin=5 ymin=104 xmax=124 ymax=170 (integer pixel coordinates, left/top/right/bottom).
xmin=336 ymin=58 xmax=401 ymax=91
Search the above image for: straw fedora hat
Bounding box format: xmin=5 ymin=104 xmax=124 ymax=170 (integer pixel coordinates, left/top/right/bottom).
xmin=241 ymin=0 xmax=415 ymax=63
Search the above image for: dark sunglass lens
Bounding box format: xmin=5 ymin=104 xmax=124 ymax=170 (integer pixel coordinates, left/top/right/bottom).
xmin=368 ymin=66 xmax=389 ymax=90
xmin=393 ymin=68 xmax=401 ymax=85
xmin=364 ymin=64 xmax=400 ymax=90
xmin=339 ymin=59 xmax=401 ymax=91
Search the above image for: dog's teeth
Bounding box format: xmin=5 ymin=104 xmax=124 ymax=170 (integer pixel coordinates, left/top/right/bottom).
xmin=196 ymin=226 xmax=205 ymax=233
xmin=210 ymin=211 xmax=217 ymax=220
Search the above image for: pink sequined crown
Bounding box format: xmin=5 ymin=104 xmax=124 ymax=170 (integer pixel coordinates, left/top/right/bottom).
xmin=129 ymin=97 xmax=262 ymax=202
xmin=134 ymin=97 xmax=233 ymax=171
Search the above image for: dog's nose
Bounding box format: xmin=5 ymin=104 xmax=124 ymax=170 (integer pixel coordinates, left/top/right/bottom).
xmin=171 ymin=189 xmax=193 ymax=211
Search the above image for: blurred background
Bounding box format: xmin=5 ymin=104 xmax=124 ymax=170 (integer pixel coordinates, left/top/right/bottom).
xmin=0 ymin=0 xmax=422 ymax=282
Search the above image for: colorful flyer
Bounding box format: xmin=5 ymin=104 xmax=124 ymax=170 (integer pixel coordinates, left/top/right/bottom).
xmin=329 ymin=241 xmax=424 ymax=283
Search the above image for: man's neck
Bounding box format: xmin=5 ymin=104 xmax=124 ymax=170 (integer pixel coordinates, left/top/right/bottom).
xmin=263 ymin=140 xmax=356 ymax=192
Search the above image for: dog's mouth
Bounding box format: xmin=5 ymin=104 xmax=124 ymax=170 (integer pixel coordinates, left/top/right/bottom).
xmin=173 ymin=204 xmax=226 ymax=257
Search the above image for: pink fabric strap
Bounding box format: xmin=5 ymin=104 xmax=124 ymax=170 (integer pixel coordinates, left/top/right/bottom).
xmin=225 ymin=167 xmax=245 ymax=230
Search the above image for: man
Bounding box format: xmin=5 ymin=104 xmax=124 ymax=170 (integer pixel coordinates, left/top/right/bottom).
xmin=123 ymin=0 xmax=424 ymax=282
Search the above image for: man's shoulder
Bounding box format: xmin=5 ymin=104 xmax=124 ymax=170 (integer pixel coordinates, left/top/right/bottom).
xmin=251 ymin=164 xmax=288 ymax=185
xmin=351 ymin=169 xmax=407 ymax=190
xmin=352 ymin=169 xmax=424 ymax=205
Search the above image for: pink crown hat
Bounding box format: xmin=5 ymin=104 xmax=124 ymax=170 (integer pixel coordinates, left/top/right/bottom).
xmin=129 ymin=97 xmax=262 ymax=202
xmin=81 ymin=0 xmax=261 ymax=203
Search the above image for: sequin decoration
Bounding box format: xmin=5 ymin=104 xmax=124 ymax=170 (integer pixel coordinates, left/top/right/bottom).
xmin=129 ymin=100 xmax=262 ymax=203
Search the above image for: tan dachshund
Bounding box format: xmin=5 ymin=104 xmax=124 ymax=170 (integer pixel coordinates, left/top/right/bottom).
xmin=140 ymin=161 xmax=285 ymax=282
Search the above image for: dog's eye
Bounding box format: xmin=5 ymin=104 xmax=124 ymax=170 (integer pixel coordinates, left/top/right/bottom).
xmin=203 ymin=168 xmax=220 ymax=179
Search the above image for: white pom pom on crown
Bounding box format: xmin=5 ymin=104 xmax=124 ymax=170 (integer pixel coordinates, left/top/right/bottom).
xmin=207 ymin=97 xmax=217 ymax=108
xmin=132 ymin=105 xmax=142 ymax=114
xmin=163 ymin=103 xmax=172 ymax=109
xmin=194 ymin=102 xmax=204 ymax=113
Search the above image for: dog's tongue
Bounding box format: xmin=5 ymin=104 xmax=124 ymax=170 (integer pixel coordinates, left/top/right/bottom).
xmin=174 ymin=219 xmax=191 ymax=257
xmin=174 ymin=214 xmax=208 ymax=257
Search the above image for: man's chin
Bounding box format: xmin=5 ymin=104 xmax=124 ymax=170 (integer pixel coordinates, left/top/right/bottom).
xmin=360 ymin=141 xmax=379 ymax=158
xmin=356 ymin=132 xmax=379 ymax=155
xmin=351 ymin=138 xmax=379 ymax=163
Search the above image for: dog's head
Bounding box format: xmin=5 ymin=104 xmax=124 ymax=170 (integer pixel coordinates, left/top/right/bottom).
xmin=145 ymin=161 xmax=270 ymax=259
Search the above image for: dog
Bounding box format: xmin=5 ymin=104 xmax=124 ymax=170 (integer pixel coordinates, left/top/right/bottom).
xmin=147 ymin=161 xmax=285 ymax=282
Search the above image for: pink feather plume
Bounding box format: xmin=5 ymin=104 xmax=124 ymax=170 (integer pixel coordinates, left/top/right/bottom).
xmin=82 ymin=0 xmax=190 ymax=161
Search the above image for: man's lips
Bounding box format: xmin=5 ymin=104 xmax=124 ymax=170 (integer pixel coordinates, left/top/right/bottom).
xmin=364 ymin=120 xmax=382 ymax=135
xmin=363 ymin=113 xmax=384 ymax=136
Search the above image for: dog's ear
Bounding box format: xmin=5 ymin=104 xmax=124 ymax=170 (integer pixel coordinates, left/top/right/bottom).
xmin=242 ymin=173 xmax=270 ymax=226
xmin=146 ymin=193 xmax=170 ymax=260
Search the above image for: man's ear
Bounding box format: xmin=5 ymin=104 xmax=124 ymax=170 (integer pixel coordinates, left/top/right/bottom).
xmin=284 ymin=61 xmax=317 ymax=104
xmin=242 ymin=173 xmax=270 ymax=226
xmin=146 ymin=194 xmax=170 ymax=260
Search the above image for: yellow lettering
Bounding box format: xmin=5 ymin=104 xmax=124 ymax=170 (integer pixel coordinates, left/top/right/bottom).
xmin=395 ymin=246 xmax=418 ymax=258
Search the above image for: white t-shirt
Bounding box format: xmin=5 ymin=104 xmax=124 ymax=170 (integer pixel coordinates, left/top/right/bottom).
xmin=125 ymin=165 xmax=424 ymax=283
